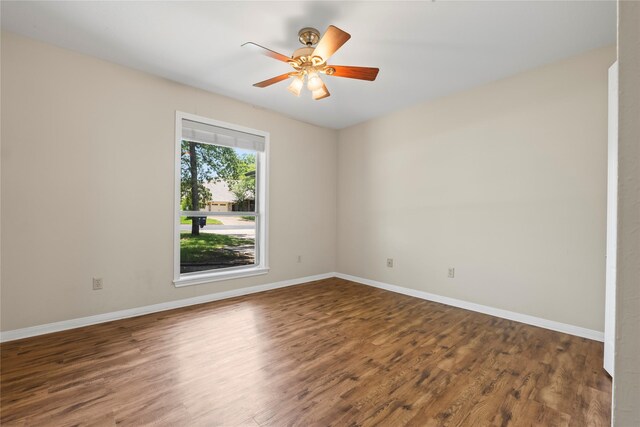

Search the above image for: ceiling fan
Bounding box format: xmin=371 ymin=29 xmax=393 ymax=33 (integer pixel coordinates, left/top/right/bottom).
xmin=242 ymin=25 xmax=379 ymax=100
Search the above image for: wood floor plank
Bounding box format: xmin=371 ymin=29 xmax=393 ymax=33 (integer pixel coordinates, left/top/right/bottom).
xmin=0 ymin=278 xmax=611 ymax=426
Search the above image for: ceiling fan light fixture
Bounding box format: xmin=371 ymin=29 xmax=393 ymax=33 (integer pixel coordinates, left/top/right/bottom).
xmin=287 ymin=75 xmax=304 ymax=96
xmin=306 ymin=70 xmax=323 ymax=91
xmin=312 ymin=85 xmax=330 ymax=100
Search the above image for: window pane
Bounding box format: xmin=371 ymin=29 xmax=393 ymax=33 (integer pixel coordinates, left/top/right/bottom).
xmin=180 ymin=140 xmax=256 ymax=214
xmin=180 ymin=215 xmax=256 ymax=274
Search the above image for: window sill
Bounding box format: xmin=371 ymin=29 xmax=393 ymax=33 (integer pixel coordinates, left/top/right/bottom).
xmin=173 ymin=267 xmax=270 ymax=288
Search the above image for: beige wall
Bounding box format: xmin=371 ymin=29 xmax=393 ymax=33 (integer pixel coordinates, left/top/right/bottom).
xmin=0 ymin=31 xmax=616 ymax=337
xmin=337 ymin=46 xmax=616 ymax=331
xmin=613 ymin=1 xmax=640 ymax=424
xmin=0 ymin=32 xmax=338 ymax=331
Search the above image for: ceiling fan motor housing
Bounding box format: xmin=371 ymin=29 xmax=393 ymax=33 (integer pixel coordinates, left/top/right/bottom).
xmin=290 ymin=46 xmax=330 ymax=76
xmin=292 ymin=47 xmax=315 ymax=61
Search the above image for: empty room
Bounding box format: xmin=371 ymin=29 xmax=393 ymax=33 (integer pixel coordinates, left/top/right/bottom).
xmin=1 ymin=1 xmax=638 ymax=426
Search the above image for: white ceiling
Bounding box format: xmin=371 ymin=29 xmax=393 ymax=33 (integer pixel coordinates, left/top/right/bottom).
xmin=1 ymin=1 xmax=616 ymax=129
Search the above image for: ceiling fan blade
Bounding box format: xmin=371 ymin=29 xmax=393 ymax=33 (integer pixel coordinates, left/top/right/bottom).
xmin=242 ymin=42 xmax=291 ymax=63
xmin=312 ymin=25 xmax=351 ymax=62
xmin=330 ymin=66 xmax=379 ymax=81
xmin=253 ymin=73 xmax=292 ymax=88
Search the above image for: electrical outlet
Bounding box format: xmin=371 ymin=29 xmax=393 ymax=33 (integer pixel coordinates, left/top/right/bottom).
xmin=387 ymin=258 xmax=394 ymax=268
xmin=448 ymin=268 xmax=455 ymax=278
xmin=297 ymin=255 xmax=302 ymax=263
xmin=92 ymin=277 xmax=103 ymax=290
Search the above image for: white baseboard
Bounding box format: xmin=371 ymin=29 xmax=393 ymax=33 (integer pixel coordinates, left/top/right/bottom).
xmin=0 ymin=272 xmax=335 ymax=343
xmin=1 ymin=271 xmax=604 ymax=343
xmin=334 ymin=272 xmax=604 ymax=342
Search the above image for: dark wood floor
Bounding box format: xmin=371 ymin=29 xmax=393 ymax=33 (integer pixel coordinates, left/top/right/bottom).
xmin=1 ymin=278 xmax=611 ymax=426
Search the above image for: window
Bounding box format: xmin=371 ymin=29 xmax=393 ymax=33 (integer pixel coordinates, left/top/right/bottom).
xmin=174 ymin=112 xmax=269 ymax=287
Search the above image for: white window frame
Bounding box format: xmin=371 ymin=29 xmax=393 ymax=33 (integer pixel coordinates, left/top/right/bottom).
xmin=173 ymin=111 xmax=269 ymax=287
